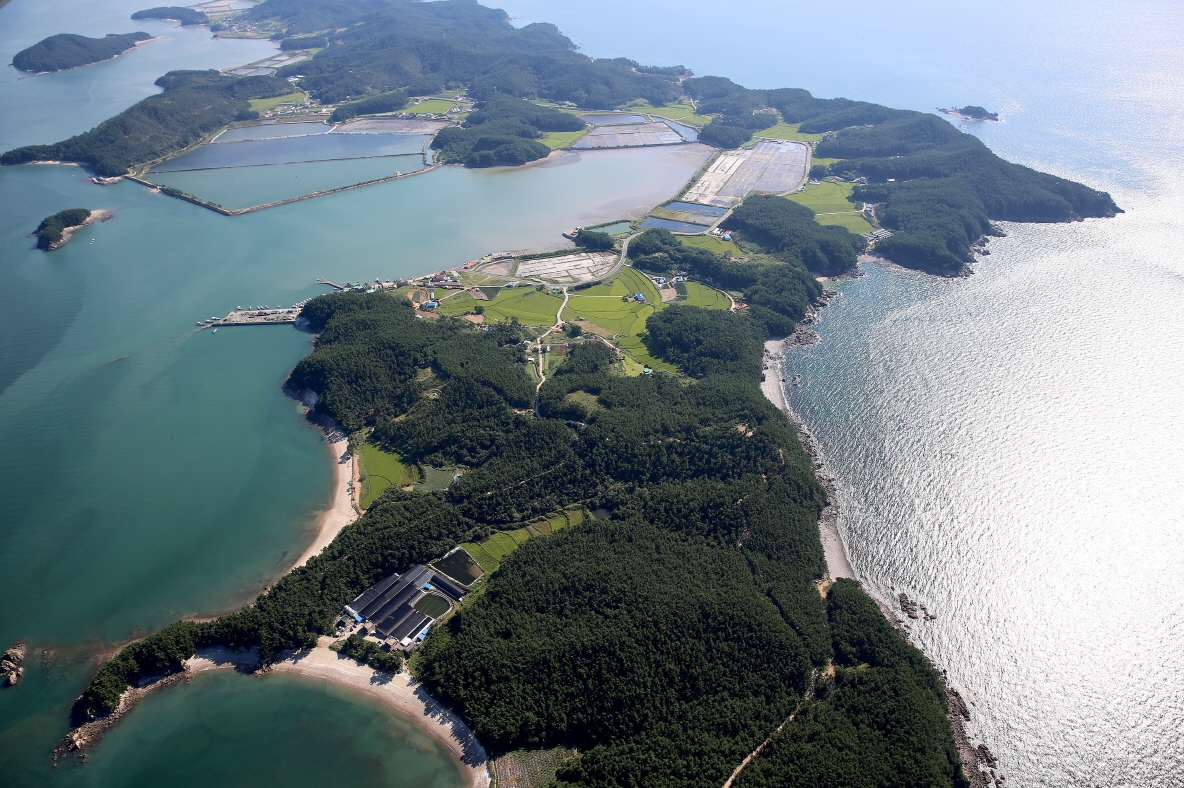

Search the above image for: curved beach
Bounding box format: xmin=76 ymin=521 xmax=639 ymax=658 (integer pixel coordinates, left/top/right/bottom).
xmin=293 ymin=424 xmax=358 ymax=569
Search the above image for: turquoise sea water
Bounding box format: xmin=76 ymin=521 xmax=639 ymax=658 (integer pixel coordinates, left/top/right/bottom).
xmin=56 ymin=670 xmax=466 ymax=788
xmin=1 ymin=1 xmax=1181 ymax=786
xmin=0 ymin=6 xmax=710 ymax=771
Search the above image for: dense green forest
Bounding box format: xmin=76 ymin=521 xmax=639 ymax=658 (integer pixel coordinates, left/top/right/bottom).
xmin=35 ymin=208 xmax=90 ymax=250
xmin=246 ymin=0 xmax=681 ymax=106
xmin=0 ymin=70 xmax=291 ymax=175
xmin=722 ymin=195 xmax=865 ymax=276
xmin=12 ymin=32 xmax=151 ymax=73
xmin=628 ymin=227 xmax=822 ymax=336
xmin=131 ymin=6 xmax=209 ymax=25
xmin=330 ymin=90 xmax=408 ymax=123
xmin=74 ymin=285 xmax=965 ymax=787
xmin=431 ymin=95 xmax=583 ymax=167
xmin=683 ymin=75 xmax=1118 ymax=275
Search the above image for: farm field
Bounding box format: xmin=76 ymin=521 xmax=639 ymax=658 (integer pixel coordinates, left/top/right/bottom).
xmin=359 ymin=443 xmax=405 ymax=508
xmin=785 ymin=181 xmax=874 ymax=233
xmin=680 ymin=281 xmax=731 ymax=309
xmin=563 ymin=268 xmax=678 ymax=370
xmin=459 ymin=508 xmax=580 ymax=574
xmin=248 ymin=92 xmax=305 ymax=112
xmin=680 ymin=234 xmax=742 ymax=256
xmin=540 ymin=128 xmax=591 ymax=149
xmin=631 ymin=101 xmax=713 ymax=127
xmin=407 ymin=98 xmax=464 ymax=114
xmin=754 ymin=121 xmax=823 ymax=142
xmin=436 ymin=287 xmax=564 ymax=326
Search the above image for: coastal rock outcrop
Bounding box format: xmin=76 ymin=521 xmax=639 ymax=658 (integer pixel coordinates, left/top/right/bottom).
xmin=1 ymin=641 xmax=27 ymax=686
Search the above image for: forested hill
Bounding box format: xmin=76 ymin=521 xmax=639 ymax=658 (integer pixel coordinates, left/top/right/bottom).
xmin=72 ymin=287 xmax=968 ymax=788
xmin=251 ymin=0 xmax=682 ymax=106
xmin=0 ymin=71 xmax=291 ymax=176
xmin=684 ymin=76 xmax=1120 ymax=275
xmin=12 ymin=32 xmax=152 ymax=73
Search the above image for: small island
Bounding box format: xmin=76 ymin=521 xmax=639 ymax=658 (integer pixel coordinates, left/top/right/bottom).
xmin=131 ymin=7 xmax=210 ymax=25
xmin=12 ymin=32 xmax=152 ymax=73
xmin=940 ymin=105 xmax=1000 ymax=121
xmin=36 ymin=208 xmax=93 ymax=250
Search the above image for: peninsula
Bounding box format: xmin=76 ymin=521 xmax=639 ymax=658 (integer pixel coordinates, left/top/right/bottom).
xmin=27 ymin=2 xmax=1123 ymax=787
xmin=12 ymin=32 xmax=152 ymax=73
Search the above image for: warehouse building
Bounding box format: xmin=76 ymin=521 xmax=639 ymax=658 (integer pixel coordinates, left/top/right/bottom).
xmin=344 ymin=565 xmax=466 ymax=647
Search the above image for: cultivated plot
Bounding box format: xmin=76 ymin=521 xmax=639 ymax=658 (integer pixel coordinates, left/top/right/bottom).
xmin=574 ymin=122 xmax=683 ymax=149
xmin=516 ymin=251 xmax=618 ymax=283
xmin=683 ymin=140 xmax=809 ymax=207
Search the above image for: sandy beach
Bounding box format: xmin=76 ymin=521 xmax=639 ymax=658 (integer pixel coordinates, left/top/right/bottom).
xmin=292 ymin=423 xmax=358 ymax=568
xmin=761 ymin=338 xmax=855 ymax=581
xmin=179 ymin=644 xmax=490 ymax=787
xmin=271 ymin=640 xmax=491 ymax=788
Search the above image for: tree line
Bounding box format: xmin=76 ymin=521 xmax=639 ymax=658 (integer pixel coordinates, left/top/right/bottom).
xmin=1 ymin=70 xmax=292 ymax=176
xmin=431 ymin=95 xmax=585 ymax=167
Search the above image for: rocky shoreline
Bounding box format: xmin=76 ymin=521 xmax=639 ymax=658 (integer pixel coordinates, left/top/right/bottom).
xmin=1 ymin=641 xmax=26 ymax=686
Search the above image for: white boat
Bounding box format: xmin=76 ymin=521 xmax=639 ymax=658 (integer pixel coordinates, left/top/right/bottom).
xmin=211 ymin=328 xmax=218 ymax=333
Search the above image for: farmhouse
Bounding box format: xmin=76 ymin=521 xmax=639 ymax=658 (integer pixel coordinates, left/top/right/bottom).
xmin=344 ymin=565 xmax=466 ymax=647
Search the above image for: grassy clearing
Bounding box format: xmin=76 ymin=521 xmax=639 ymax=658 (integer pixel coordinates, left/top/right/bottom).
xmin=754 ymin=121 xmax=823 ymax=142
xmin=248 ymin=92 xmax=305 ymax=112
xmin=680 ymin=234 xmax=742 ymax=256
xmin=359 ymin=443 xmax=405 ymax=508
xmin=540 ymin=128 xmax=591 ymax=149
xmin=631 ymin=101 xmax=713 ymax=127
xmin=408 ymin=98 xmax=464 ymax=114
xmin=812 ymin=157 xmax=841 ymax=168
xmin=785 ymin=181 xmax=874 ymax=233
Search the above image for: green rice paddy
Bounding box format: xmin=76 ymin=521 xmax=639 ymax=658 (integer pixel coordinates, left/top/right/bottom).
xmin=438 ymin=287 xmax=565 ymax=326
xmin=458 ymin=507 xmax=582 ymax=575
xmin=680 ymin=281 xmax=731 ymax=309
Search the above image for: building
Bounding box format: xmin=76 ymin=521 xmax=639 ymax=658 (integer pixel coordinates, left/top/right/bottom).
xmin=344 ymin=565 xmax=466 ymax=647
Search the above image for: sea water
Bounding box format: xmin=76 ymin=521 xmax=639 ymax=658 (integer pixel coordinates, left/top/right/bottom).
xmin=499 ymin=0 xmax=1184 ymax=784
xmin=0 ymin=5 xmax=711 ymax=770
xmin=2 ymin=0 xmax=1181 ymax=785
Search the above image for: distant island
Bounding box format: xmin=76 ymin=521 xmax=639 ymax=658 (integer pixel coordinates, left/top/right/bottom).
xmin=35 ymin=208 xmax=92 ymax=250
xmin=131 ymin=6 xmax=210 ymax=25
xmin=940 ymin=105 xmax=1000 ymax=121
xmin=12 ymin=32 xmax=152 ymax=73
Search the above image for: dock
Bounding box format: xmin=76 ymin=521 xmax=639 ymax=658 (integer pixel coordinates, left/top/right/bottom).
xmin=217 ymin=307 xmax=301 ymax=326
